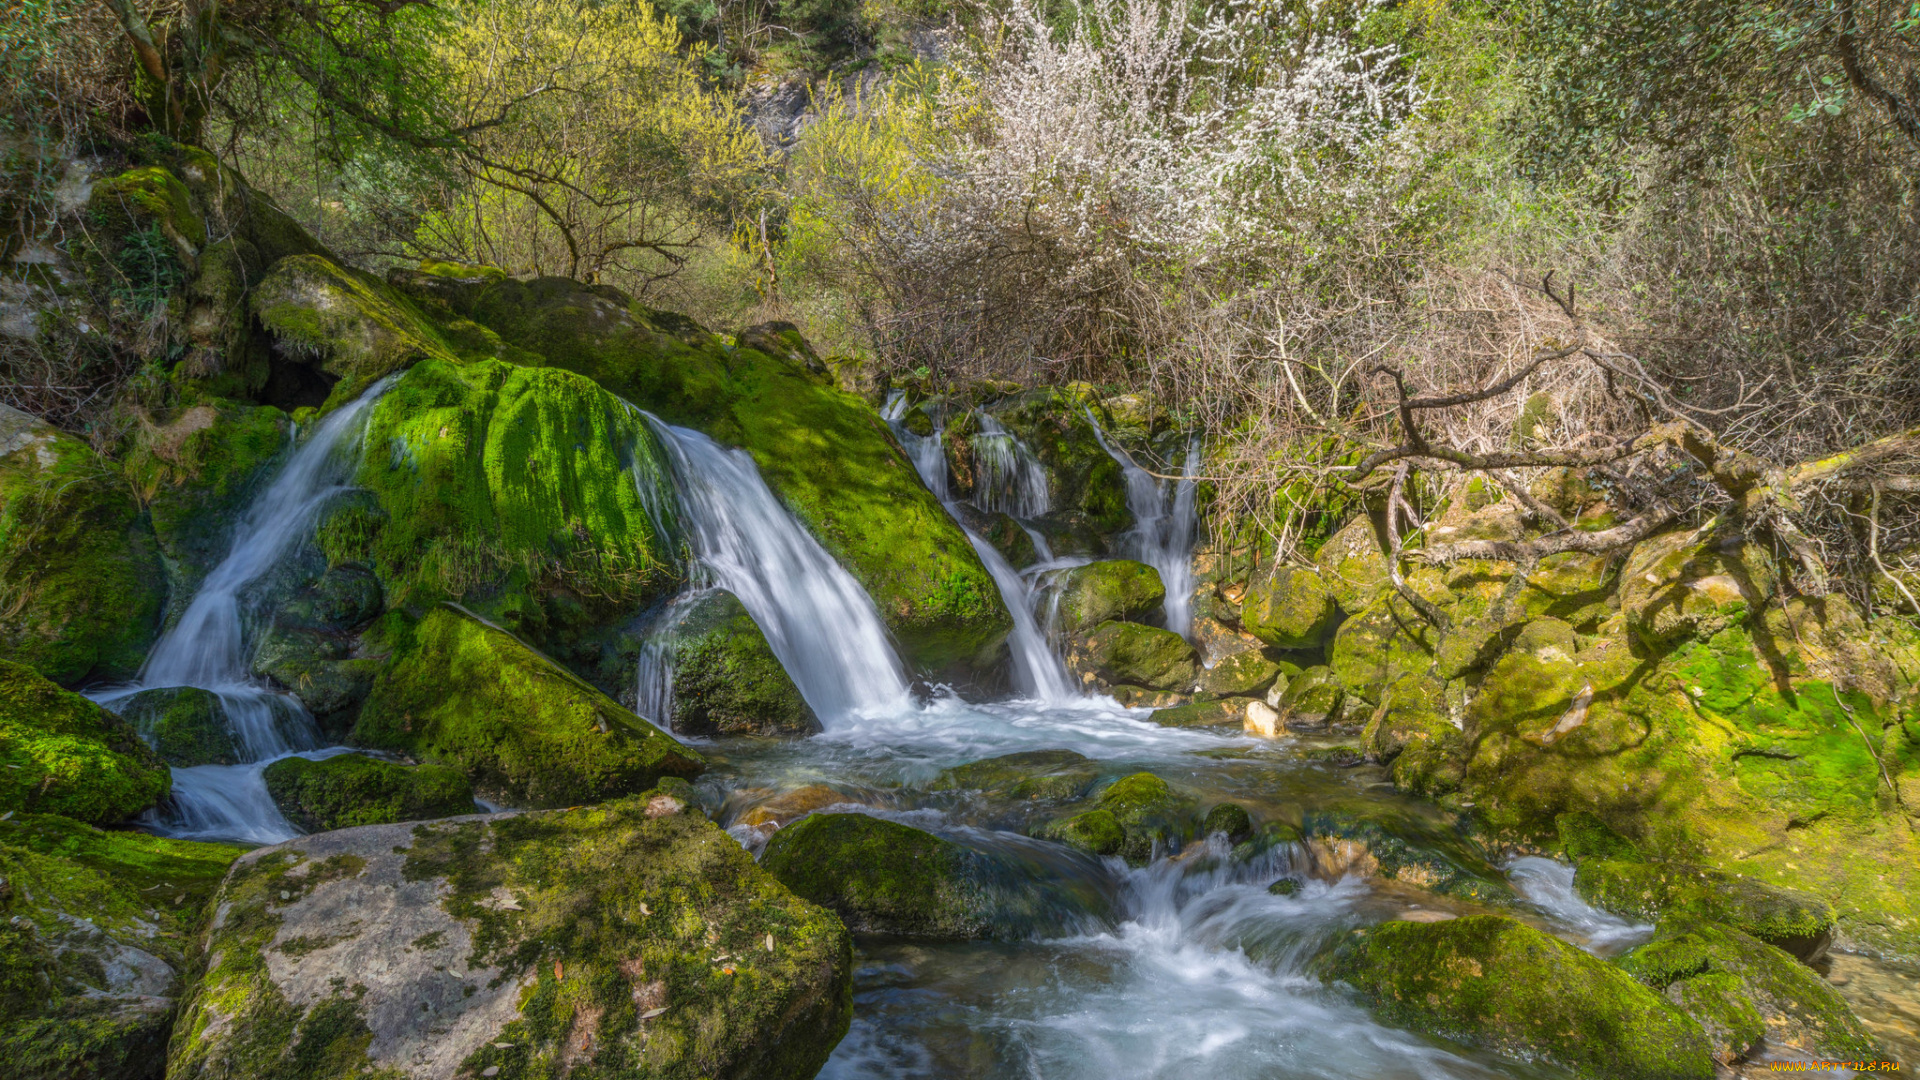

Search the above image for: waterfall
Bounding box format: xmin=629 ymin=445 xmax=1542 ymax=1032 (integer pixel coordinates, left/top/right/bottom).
xmin=883 ymin=397 xmax=1077 ymax=702
xmin=645 ymin=418 xmax=910 ymax=722
xmin=95 ymin=380 xmax=392 ymax=842
xmin=972 ymin=415 xmax=1050 ymax=519
xmin=1088 ymin=418 xmax=1200 ymax=639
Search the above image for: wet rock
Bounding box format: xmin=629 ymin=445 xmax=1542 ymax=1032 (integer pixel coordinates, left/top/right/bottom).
xmin=1268 ymin=878 xmax=1301 ymax=896
xmin=1317 ymin=915 xmax=1714 ymax=1080
xmin=0 ymin=812 xmax=242 ymax=1080
xmin=929 ymin=749 xmax=1099 ymax=802
xmin=1274 ymin=665 xmax=1347 ymax=732
xmin=1149 ymin=698 xmax=1245 ymax=729
xmin=263 ymin=753 xmax=476 ymax=832
xmin=1038 ymin=772 xmax=1193 ymax=865
xmin=252 ymin=624 xmax=381 ymax=728
xmin=1240 ymin=567 xmax=1338 ymax=650
xmin=733 ymin=784 xmax=867 ymax=832
xmin=278 ymin=564 xmax=384 ymax=632
xmin=1617 ymin=918 xmax=1876 ymax=1062
xmin=353 ymin=606 xmax=703 ymax=808
xmin=1067 ymin=621 xmax=1198 ymax=691
xmin=1192 ymin=651 xmax=1282 ymax=700
xmin=1619 ymin=528 xmax=1775 ymax=649
xmin=251 ymin=253 xmax=459 ymax=404
xmin=0 ymin=404 xmax=165 ymax=686
xmin=1056 ymin=560 xmax=1165 ymax=636
xmin=170 ymin=795 xmax=852 ymax=1079
xmin=761 ymin=812 xmax=1001 ymax=938
xmin=0 ymin=660 xmax=170 ymax=825
xmin=655 ymin=590 xmax=819 ymax=738
xmin=955 ymin=503 xmax=1039 ymax=568
xmin=1202 ymin=803 xmax=1254 ymax=843
xmin=1299 ymin=804 xmax=1507 ymax=901
xmin=119 ymin=686 xmax=237 ymax=767
xmin=1244 ymin=698 xmax=1283 ymax=737
xmin=1575 ymin=860 xmax=1836 ymax=963
xmin=124 ymin=400 xmax=290 ymax=598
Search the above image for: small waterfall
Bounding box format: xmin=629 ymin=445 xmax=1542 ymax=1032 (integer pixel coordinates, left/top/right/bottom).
xmin=96 ymin=381 xmax=392 ymax=842
xmin=1088 ymin=418 xmax=1201 ymax=639
xmin=646 ymin=418 xmax=910 ymax=722
xmin=884 ymin=397 xmax=1076 ymax=702
xmin=972 ymin=415 xmax=1050 ymax=519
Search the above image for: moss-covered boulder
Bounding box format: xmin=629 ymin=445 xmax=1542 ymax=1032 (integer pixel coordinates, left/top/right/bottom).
xmin=979 ymin=390 xmax=1133 ymax=554
xmin=0 ymin=813 xmax=244 ymax=1080
xmin=1055 ymin=560 xmax=1164 ymax=636
xmin=0 ymin=661 xmax=170 ymax=824
xmin=1241 ymin=566 xmax=1339 ymax=649
xmin=1149 ymin=698 xmax=1246 ymax=728
xmin=1318 ymin=915 xmax=1713 ymax=1080
xmin=1617 ymin=918 xmax=1876 ymax=1062
xmin=652 ymin=590 xmax=817 ymax=738
xmin=119 ymin=685 xmax=237 ymax=766
xmin=169 ymin=794 xmax=853 ymax=1079
xmin=123 ymin=400 xmax=288 ymax=593
xmin=1619 ymin=528 xmax=1774 ymax=649
xmin=352 ymin=606 xmax=703 ymax=808
xmin=760 ymin=813 xmax=997 ymax=938
xmin=1066 ymin=621 xmax=1198 ymax=691
xmin=1299 ymin=803 xmax=1507 ymax=901
xmin=1274 ymin=665 xmax=1348 ymax=733
xmin=1038 ymin=772 xmax=1193 ymax=864
xmin=251 ymin=253 xmax=460 ymax=406
xmin=1360 ymin=672 xmax=1459 ymax=792
xmin=352 ymin=357 xmax=683 ymax=646
xmin=929 ymin=749 xmax=1099 ymax=802
xmin=393 ymin=274 xmax=1011 ymax=679
xmin=1192 ymin=650 xmax=1282 ymax=700
xmin=263 ymin=753 xmax=476 ymax=832
xmin=1327 ymin=596 xmax=1438 ymax=707
xmin=1314 ymin=515 xmax=1389 ymax=613
xmin=1574 ymin=860 xmax=1835 ymax=962
xmin=0 ymin=405 xmax=165 ymax=685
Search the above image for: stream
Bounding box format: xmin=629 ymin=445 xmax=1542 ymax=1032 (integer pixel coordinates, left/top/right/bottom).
xmin=92 ymin=382 xmax=1918 ymax=1078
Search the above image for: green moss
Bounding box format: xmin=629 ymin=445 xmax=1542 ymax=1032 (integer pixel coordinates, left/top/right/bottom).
xmin=1056 ymin=560 xmax=1164 ymax=635
xmin=124 ymin=401 xmax=289 ymax=589
xmin=420 ymin=276 xmax=1010 ymax=678
xmin=1557 ymin=811 xmax=1643 ymax=864
xmin=250 ymin=254 xmax=461 ymax=407
xmin=1317 ymin=915 xmax=1713 ymax=1080
xmin=264 ymin=753 xmax=476 ymax=832
xmin=1275 ymin=664 xmax=1348 ymax=730
xmin=928 ymin=749 xmax=1098 ymax=802
xmin=355 ymin=357 xmax=682 ymax=642
xmin=1301 ymin=802 xmax=1508 ymax=900
xmin=1149 ymin=698 xmax=1245 ymax=728
xmin=1573 ymin=860 xmax=1834 ymax=958
xmin=1068 ymin=621 xmax=1198 ymax=690
xmin=761 ymin=812 xmax=995 ymax=938
xmin=0 ymin=405 xmax=166 ymax=685
xmin=1202 ymin=803 xmax=1254 ymax=842
xmin=1618 ymin=529 xmax=1774 ymax=649
xmin=1617 ymin=919 xmax=1875 ymax=1061
xmin=1042 ymin=808 xmax=1126 ymax=856
xmin=656 ymin=590 xmax=817 ymax=737
xmin=1241 ymin=566 xmax=1339 ymax=649
xmin=352 ymin=606 xmax=703 ymax=808
xmin=120 ymin=686 xmax=236 ymax=766
xmin=1327 ymin=594 xmax=1440 ymax=707
xmin=0 ymin=661 xmax=170 ymax=824
xmin=1314 ymin=515 xmax=1389 ymax=613
xmin=1193 ymin=651 xmax=1282 ymax=700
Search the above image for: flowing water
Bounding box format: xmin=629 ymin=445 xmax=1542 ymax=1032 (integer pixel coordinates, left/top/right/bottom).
xmin=1087 ymin=419 xmax=1201 ymax=639
xmin=93 ymin=382 xmax=393 ymax=842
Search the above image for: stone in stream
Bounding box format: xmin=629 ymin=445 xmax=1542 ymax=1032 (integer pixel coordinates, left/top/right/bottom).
xmin=0 ymin=660 xmax=171 ymax=825
xmin=1037 ymin=772 xmax=1195 ymax=865
xmin=1616 ymin=918 xmax=1876 ymax=1063
xmin=1066 ymin=621 xmax=1198 ymax=691
xmin=1201 ymin=803 xmax=1254 ymax=843
xmin=170 ymin=794 xmax=852 ymax=1079
xmin=1239 ymin=566 xmax=1339 ymax=650
xmin=1317 ymin=915 xmax=1716 ymax=1080
xmin=119 ymin=685 xmax=238 ymax=767
xmin=1299 ymin=803 xmax=1510 ymax=902
xmin=1150 ymin=698 xmax=1245 ymax=729
xmin=263 ymin=753 xmax=476 ymax=832
xmin=1574 ymin=859 xmax=1836 ymax=963
xmin=0 ymin=812 xmax=243 ymax=1080
xmin=653 ymin=590 xmax=819 ymax=738
xmin=1191 ymin=650 xmax=1284 ymax=700
xmin=1272 ymin=665 xmax=1348 ymax=733
xmin=352 ymin=606 xmax=704 ymax=808
xmin=1054 ymin=560 xmax=1165 ymax=636
xmin=929 ymin=749 xmax=1100 ymax=802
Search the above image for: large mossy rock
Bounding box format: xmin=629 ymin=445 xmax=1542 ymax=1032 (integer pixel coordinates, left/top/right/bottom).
xmin=389 ymin=274 xmax=1011 ymax=679
xmin=0 ymin=405 xmax=165 ymax=685
xmin=169 ymin=794 xmax=853 ymax=1079
xmin=1615 ymin=918 xmax=1876 ymax=1062
xmin=1055 ymin=560 xmax=1164 ymax=635
xmin=1318 ymin=915 xmax=1714 ymax=1080
xmin=928 ymin=749 xmax=1100 ymax=803
xmin=252 ymin=253 xmax=461 ymax=406
xmin=1314 ymin=515 xmax=1389 ymax=613
xmin=1066 ymin=620 xmax=1198 ymax=691
xmin=123 ymin=400 xmax=288 ymax=595
xmin=1327 ymin=596 xmax=1438 ymax=707
xmin=0 ymin=812 xmax=243 ymax=1080
xmin=352 ymin=606 xmax=703 ymax=807
xmin=652 ymin=590 xmax=817 ymax=737
xmin=1192 ymin=650 xmax=1284 ymax=701
xmin=1038 ymin=772 xmax=1194 ymax=865
xmin=977 ymin=390 xmax=1133 ymax=553
xmin=1298 ymin=803 xmax=1508 ymax=901
xmin=119 ymin=685 xmax=237 ymax=766
xmin=0 ymin=661 xmax=170 ymax=824
xmin=761 ymin=812 xmax=997 ymax=938
xmin=350 ymin=357 xmax=683 ymax=645
xmin=1240 ymin=566 xmax=1339 ymax=649
xmin=1619 ymin=528 xmax=1774 ymax=649
xmin=263 ymin=753 xmax=476 ymax=832
xmin=1573 ymin=859 xmax=1835 ymax=962
xmin=1274 ymin=664 xmax=1348 ymax=732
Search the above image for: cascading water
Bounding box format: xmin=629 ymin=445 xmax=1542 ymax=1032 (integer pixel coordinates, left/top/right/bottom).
xmin=1089 ymin=418 xmax=1201 ymax=639
xmin=645 ymin=417 xmax=911 ymax=722
xmin=882 ymin=397 xmax=1077 ymax=702
xmin=972 ymin=414 xmax=1050 ymax=519
xmin=94 ymin=381 xmax=392 ymax=843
